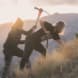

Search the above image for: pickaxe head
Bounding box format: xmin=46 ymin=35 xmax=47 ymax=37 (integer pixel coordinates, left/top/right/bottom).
xmin=34 ymin=7 xmax=50 ymax=15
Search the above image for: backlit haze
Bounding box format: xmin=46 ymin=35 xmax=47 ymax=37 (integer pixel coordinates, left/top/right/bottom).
xmin=0 ymin=0 xmax=78 ymax=23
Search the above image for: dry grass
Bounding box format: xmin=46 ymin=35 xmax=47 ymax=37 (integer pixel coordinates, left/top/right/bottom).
xmin=13 ymin=39 xmax=78 ymax=78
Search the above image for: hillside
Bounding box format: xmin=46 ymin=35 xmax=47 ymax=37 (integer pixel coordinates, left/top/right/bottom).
xmin=14 ymin=39 xmax=78 ymax=78
xmin=42 ymin=13 xmax=78 ymax=40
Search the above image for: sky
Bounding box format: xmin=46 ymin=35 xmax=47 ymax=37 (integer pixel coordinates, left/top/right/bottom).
xmin=0 ymin=0 xmax=78 ymax=23
xmin=33 ymin=0 xmax=78 ymax=5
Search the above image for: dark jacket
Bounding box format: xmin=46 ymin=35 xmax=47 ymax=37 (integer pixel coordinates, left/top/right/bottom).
xmin=4 ymin=28 xmax=33 ymax=48
xmin=26 ymin=21 xmax=60 ymax=44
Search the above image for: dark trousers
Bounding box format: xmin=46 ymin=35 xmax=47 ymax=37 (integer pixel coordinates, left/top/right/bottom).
xmin=20 ymin=41 xmax=46 ymax=70
xmin=2 ymin=47 xmax=23 ymax=78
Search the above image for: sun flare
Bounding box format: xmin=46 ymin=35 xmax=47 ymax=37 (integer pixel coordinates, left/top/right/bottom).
xmin=0 ymin=0 xmax=78 ymax=23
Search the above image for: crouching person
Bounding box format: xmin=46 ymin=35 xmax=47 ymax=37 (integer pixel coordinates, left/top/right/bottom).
xmin=1 ymin=18 xmax=35 ymax=78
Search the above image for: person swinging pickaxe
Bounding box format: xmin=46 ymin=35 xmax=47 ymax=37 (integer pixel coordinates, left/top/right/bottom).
xmin=34 ymin=7 xmax=50 ymax=50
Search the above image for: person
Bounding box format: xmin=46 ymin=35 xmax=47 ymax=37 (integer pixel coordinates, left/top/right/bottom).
xmin=2 ymin=18 xmax=35 ymax=78
xmin=19 ymin=19 xmax=65 ymax=70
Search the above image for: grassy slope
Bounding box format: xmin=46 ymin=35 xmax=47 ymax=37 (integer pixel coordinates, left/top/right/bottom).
xmin=13 ymin=39 xmax=78 ymax=78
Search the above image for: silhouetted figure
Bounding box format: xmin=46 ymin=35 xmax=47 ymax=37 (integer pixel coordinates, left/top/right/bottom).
xmin=2 ymin=18 xmax=35 ymax=78
xmin=20 ymin=20 xmax=65 ymax=70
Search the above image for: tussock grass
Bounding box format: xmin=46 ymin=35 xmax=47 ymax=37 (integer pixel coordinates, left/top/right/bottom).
xmin=14 ymin=39 xmax=78 ymax=78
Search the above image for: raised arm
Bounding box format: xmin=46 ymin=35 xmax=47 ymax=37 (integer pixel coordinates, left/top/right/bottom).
xmin=26 ymin=8 xmax=43 ymax=35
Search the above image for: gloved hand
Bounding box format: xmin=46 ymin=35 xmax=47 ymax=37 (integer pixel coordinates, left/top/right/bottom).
xmin=37 ymin=8 xmax=43 ymax=16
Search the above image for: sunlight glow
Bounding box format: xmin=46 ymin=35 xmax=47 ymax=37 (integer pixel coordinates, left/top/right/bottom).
xmin=0 ymin=0 xmax=78 ymax=23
